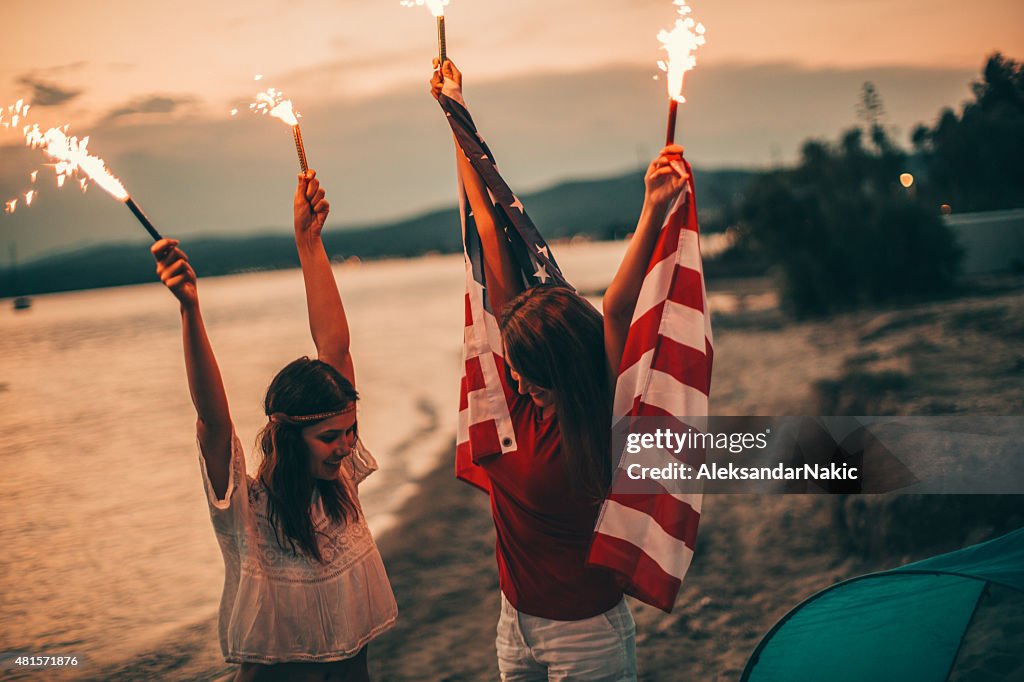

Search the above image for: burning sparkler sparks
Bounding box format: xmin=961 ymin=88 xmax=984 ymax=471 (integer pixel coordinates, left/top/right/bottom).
xmin=2 ymin=99 xmax=37 ymax=214
xmin=24 ymin=126 xmax=129 ymax=200
xmin=12 ymin=123 xmax=163 ymax=240
xmin=0 ymin=99 xmax=31 ymax=130
xmin=656 ymin=0 xmax=706 ymax=144
xmin=401 ymin=0 xmax=450 ymax=65
xmin=249 ymin=86 xmax=309 ymax=173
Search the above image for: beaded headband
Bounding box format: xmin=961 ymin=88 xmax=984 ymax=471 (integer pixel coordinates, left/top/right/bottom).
xmin=268 ymin=402 xmax=356 ymax=425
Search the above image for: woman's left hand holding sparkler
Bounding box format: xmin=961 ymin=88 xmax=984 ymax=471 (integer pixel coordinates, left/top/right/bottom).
xmin=642 ymin=144 xmax=689 ymax=210
xmin=430 ymin=57 xmax=462 ymax=101
xmin=604 ymin=144 xmax=690 ymax=373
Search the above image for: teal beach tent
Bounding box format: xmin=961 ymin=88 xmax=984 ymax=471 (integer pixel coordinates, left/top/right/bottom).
xmin=741 ymin=527 xmax=1024 ymax=681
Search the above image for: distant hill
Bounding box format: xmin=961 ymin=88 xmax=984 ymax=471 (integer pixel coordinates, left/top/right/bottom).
xmin=0 ymin=167 xmax=755 ymax=297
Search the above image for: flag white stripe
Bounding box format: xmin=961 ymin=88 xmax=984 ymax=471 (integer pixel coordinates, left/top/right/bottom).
xmin=658 ymin=301 xmax=708 ymax=354
xmin=632 ymin=256 xmax=675 ymax=323
xmin=613 ymin=347 xmax=654 ymax=416
xmin=614 ymin=344 xmax=710 ymax=418
xmin=631 ymin=220 xmax=701 ymax=323
xmin=702 ymin=287 xmax=714 ymax=345
xmin=457 ymin=407 xmax=469 ymax=443
xmin=596 ymin=500 xmax=696 ymax=580
xmin=643 ymin=369 xmax=709 ymax=416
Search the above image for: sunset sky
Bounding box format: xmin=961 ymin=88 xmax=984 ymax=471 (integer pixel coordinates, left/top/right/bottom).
xmin=1 ymin=0 xmax=1021 ymax=259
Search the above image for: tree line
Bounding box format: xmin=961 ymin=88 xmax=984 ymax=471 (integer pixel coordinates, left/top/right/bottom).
xmin=736 ymin=52 xmax=1023 ymax=316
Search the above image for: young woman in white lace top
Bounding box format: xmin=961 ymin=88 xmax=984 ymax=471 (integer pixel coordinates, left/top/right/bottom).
xmin=151 ymin=170 xmax=397 ymax=681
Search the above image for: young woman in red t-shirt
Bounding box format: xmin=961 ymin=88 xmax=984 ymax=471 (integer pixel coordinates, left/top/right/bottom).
xmin=431 ymin=60 xmax=689 ymax=681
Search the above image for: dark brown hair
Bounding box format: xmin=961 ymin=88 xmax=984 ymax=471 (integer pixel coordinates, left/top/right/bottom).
xmin=500 ymin=286 xmax=612 ymax=500
xmin=255 ymin=357 xmax=359 ymax=562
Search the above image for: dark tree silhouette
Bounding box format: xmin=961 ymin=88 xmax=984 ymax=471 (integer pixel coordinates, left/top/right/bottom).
xmin=912 ymin=53 xmax=1024 ymax=212
xmin=739 ymin=85 xmax=962 ymax=316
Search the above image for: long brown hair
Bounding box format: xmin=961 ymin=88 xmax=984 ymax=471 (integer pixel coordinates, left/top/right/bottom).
xmin=500 ymin=286 xmax=612 ymax=500
xmin=255 ymin=357 xmax=359 ymax=562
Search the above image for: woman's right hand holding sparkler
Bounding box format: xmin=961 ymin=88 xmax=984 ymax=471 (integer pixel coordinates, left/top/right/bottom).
xmin=152 ymin=238 xmax=198 ymax=310
xmin=430 ymin=57 xmax=521 ymax=316
xmin=430 ymin=57 xmax=462 ymax=100
xmin=152 ymin=236 xmax=232 ymax=497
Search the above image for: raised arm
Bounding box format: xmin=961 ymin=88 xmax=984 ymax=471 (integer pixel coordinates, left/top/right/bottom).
xmin=152 ymin=238 xmax=233 ymax=499
xmin=293 ymin=170 xmax=355 ymax=386
xmin=432 ymin=59 xmax=523 ymax=318
xmin=603 ymin=146 xmax=689 ymax=377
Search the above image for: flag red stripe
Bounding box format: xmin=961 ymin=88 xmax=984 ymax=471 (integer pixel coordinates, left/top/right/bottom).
xmin=619 ymin=301 xmax=665 ymax=371
xmin=646 ymin=204 xmax=685 ymax=275
xmin=464 ymin=355 xmax=486 ymax=394
xmin=467 ymin=419 xmax=502 ymax=462
xmin=588 ymin=534 xmax=680 ymax=613
xmin=668 ymin=266 xmax=705 ymax=313
xmin=456 ymin=439 xmax=491 ymax=493
xmin=650 ymin=336 xmax=712 ymax=396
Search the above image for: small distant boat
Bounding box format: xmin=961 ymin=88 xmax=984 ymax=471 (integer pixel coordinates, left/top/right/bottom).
xmin=8 ymin=245 xmax=32 ymax=311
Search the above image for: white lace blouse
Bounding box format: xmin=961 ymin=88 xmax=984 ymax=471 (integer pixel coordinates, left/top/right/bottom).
xmin=198 ymin=432 xmax=398 ymax=664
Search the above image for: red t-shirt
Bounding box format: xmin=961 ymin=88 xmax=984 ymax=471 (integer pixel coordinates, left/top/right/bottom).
xmin=481 ymin=393 xmax=623 ymax=620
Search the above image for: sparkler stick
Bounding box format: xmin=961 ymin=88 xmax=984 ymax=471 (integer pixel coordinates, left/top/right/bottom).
xmin=21 ymin=124 xmax=164 ymax=241
xmin=657 ymin=0 xmax=706 ymax=145
xmin=402 ymin=0 xmax=450 ymax=64
xmin=438 ymin=15 xmax=447 ymax=64
xmin=666 ymin=100 xmax=679 ymax=145
xmin=292 ymin=125 xmax=309 ymax=174
xmin=124 ymin=197 xmax=163 ymax=241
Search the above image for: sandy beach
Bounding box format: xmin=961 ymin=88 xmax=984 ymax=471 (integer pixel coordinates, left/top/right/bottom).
xmin=366 ymin=274 xmax=1024 ymax=681
xmin=370 ymin=274 xmax=1024 ymax=679
xmin=83 ymin=274 xmax=1024 ymax=681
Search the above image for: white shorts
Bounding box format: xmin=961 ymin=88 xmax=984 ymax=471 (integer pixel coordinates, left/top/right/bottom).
xmin=496 ymin=592 xmax=637 ymax=682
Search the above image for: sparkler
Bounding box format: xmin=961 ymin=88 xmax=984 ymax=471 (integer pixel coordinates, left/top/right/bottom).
xmin=401 ymin=0 xmax=451 ymax=65
xmin=249 ymin=87 xmax=309 ymax=173
xmin=657 ymin=0 xmax=706 ymax=144
xmin=22 ymin=125 xmax=163 ymax=241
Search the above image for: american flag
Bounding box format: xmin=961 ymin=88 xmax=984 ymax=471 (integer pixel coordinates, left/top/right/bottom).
xmin=438 ymin=86 xmax=712 ymax=612
xmin=437 ymin=85 xmax=569 ymax=493
xmin=587 ymin=162 xmax=713 ymax=613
